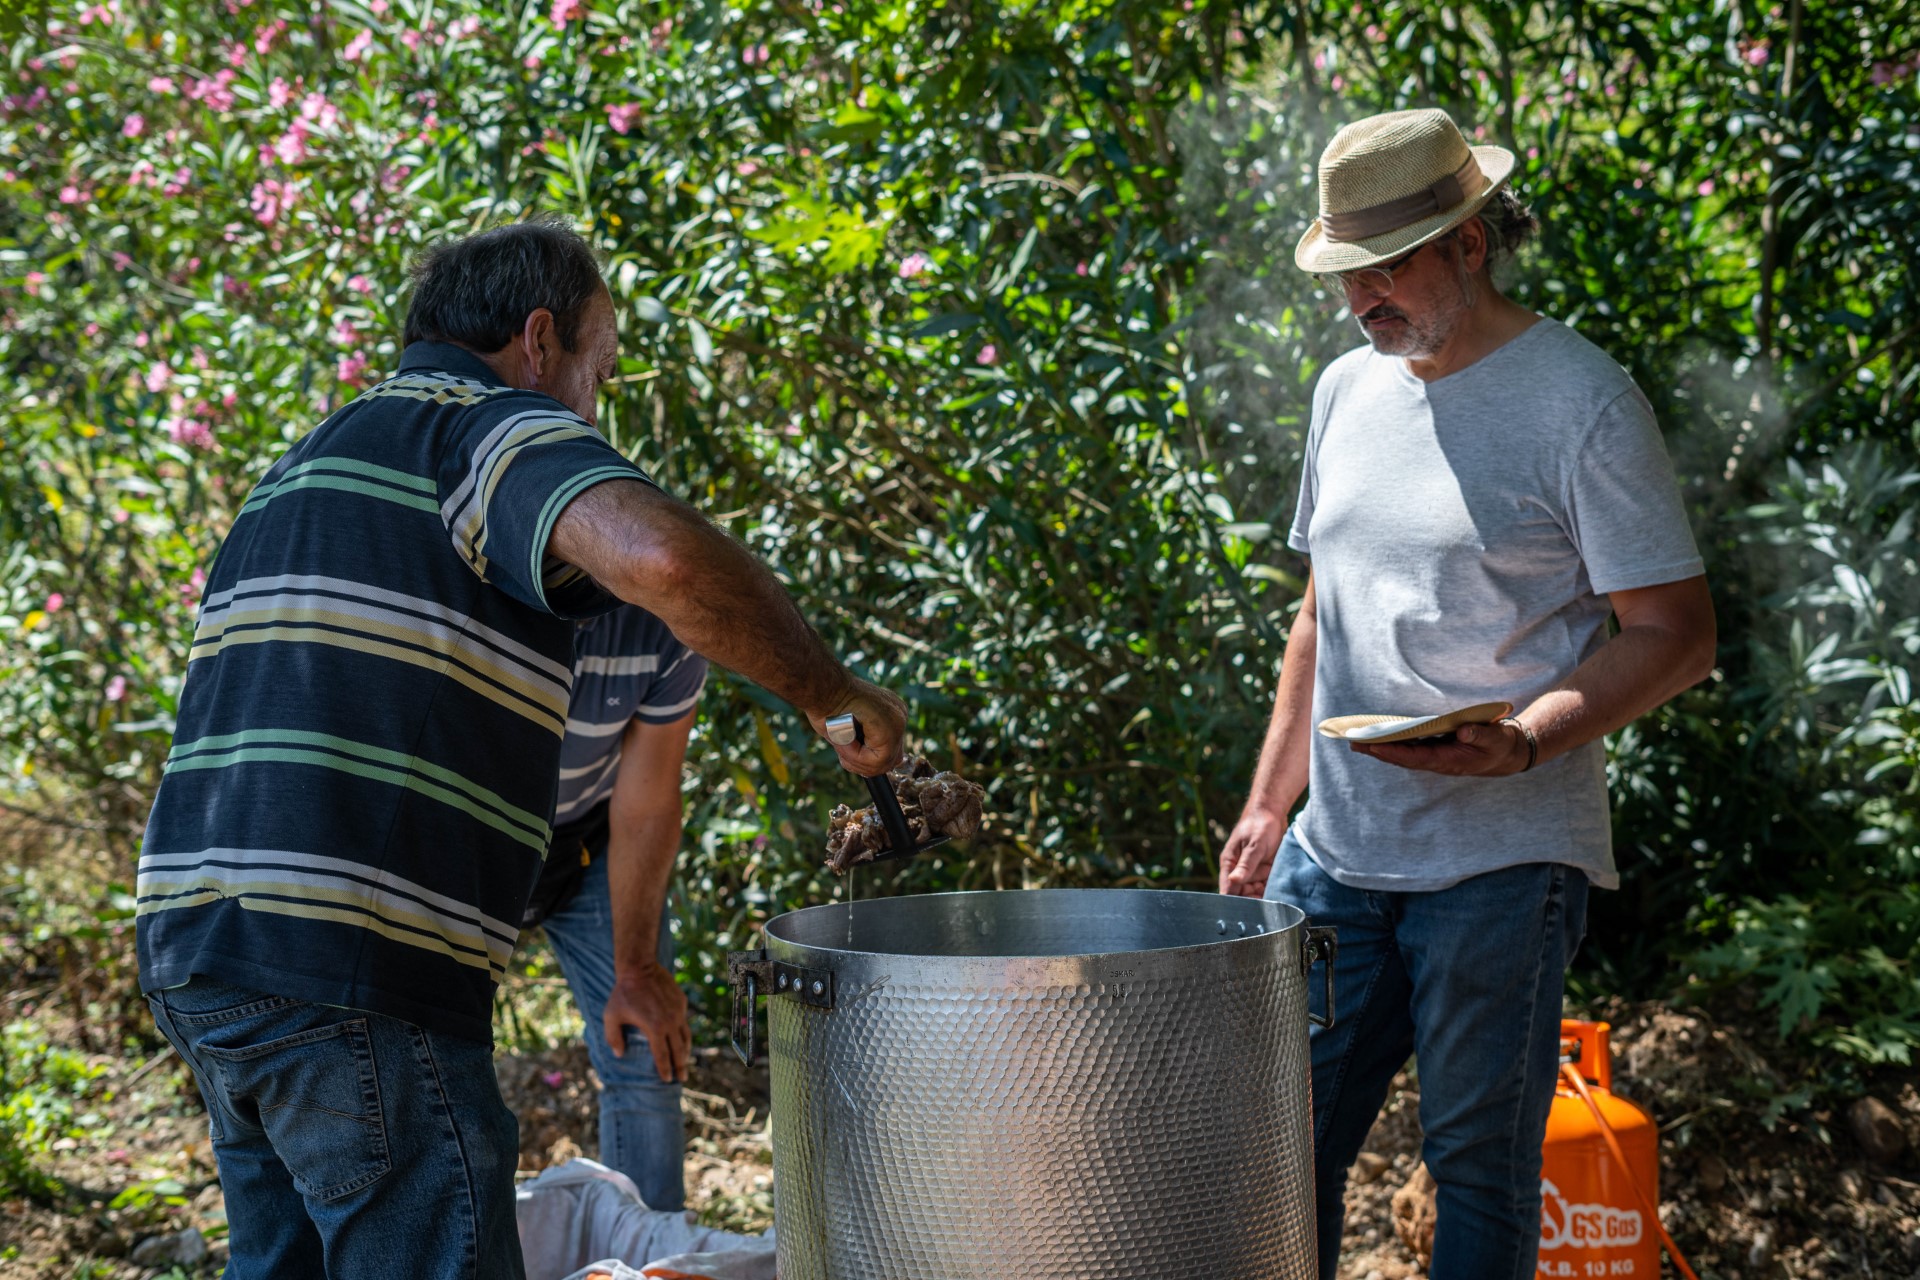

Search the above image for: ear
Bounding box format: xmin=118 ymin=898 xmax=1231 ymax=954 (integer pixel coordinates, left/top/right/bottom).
xmin=1458 ymin=216 xmax=1491 ymax=274
xmin=518 ymin=308 xmax=558 ymax=385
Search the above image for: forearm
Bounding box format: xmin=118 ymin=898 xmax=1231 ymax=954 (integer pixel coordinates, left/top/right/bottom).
xmin=1245 ymin=589 xmax=1317 ymax=817
xmin=1518 ymin=616 xmax=1714 ymax=766
xmin=605 ymin=808 xmax=680 ymax=976
xmin=550 ymin=481 xmax=851 ymax=716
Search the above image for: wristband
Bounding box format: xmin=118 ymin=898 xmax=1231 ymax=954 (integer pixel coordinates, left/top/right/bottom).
xmin=1500 ymin=716 xmax=1538 ymax=773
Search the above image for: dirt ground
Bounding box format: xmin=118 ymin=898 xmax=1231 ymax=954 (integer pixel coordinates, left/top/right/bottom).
xmin=3 ymin=998 xmax=1918 ymax=1277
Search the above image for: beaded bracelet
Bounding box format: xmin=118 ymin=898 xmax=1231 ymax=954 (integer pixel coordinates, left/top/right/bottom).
xmin=1500 ymin=716 xmax=1539 ymax=773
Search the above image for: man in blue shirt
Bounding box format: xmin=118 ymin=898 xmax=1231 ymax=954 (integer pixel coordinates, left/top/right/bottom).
xmin=525 ymin=606 xmax=707 ymax=1210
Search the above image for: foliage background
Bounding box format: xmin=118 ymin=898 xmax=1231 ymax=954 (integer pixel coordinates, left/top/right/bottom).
xmin=1 ymin=0 xmax=1916 ymax=1121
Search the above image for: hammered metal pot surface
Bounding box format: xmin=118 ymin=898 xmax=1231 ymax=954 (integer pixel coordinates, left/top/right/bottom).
xmin=759 ymin=887 xmax=1319 ymax=1280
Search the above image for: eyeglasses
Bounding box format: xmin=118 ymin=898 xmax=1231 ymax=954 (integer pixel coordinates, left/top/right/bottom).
xmin=1316 ymin=235 xmax=1450 ymax=301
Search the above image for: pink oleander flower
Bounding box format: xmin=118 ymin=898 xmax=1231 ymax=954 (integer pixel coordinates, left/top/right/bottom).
xmin=332 ymin=316 xmax=358 ymax=346
xmin=166 ymin=417 xmax=215 ymax=449
xmin=272 ymin=122 xmax=310 ymax=165
xmin=342 ymin=29 xmax=373 ymax=61
xmin=222 ymin=40 xmax=248 ymax=68
xmin=299 ymin=92 xmax=341 ymax=130
xmin=58 ymin=184 xmax=83 ymax=204
xmin=347 ymin=274 xmax=373 ymax=294
xmin=401 ymin=29 xmax=424 ymax=51
xmin=44 ymin=593 xmax=63 ymax=612
xmin=144 ymin=361 xmax=172 ymax=393
xmin=1745 ymin=43 xmax=1770 ymax=65
xmin=105 ymin=675 xmax=127 ymax=702
xmin=1075 ymin=261 xmax=1089 ymax=276
xmin=337 ymin=351 xmax=368 ymax=384
xmin=188 ymin=70 xmax=237 ymax=112
xmin=977 ymin=344 xmax=998 ymax=366
xmin=524 ymin=52 xmax=543 ymax=70
xmin=897 ymin=252 xmax=930 ymax=280
xmin=254 ymin=18 xmax=286 ymax=54
xmin=648 ymin=18 xmax=671 ymax=50
xmin=268 ymin=76 xmax=294 ymax=109
xmin=543 ymin=1070 xmax=566 ymax=1089
xmin=550 ymin=0 xmax=583 ymax=25
xmin=448 ymin=15 xmax=481 ymax=39
xmin=605 ymin=102 xmax=643 ymax=134
xmin=250 ymin=177 xmax=293 ymax=226
xmin=742 ymin=43 xmax=769 ymax=66
xmin=736 ymin=159 xmax=759 ymax=176
xmin=77 ymin=3 xmax=114 ymax=25
xmin=122 ymin=112 xmax=145 ymax=138
xmin=147 ymin=75 xmax=175 ymax=95
xmin=1697 ymin=179 xmax=1715 ymax=196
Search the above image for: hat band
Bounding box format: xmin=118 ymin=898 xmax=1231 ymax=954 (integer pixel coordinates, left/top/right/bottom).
xmin=1319 ymin=154 xmax=1484 ymax=243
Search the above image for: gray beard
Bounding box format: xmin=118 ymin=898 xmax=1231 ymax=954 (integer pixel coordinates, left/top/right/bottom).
xmin=1354 ymin=277 xmax=1473 ymax=358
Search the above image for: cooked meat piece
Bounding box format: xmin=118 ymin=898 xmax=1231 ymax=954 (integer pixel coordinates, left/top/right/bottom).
xmin=822 ymin=757 xmax=989 ymax=872
xmin=914 ymin=772 xmax=985 ymax=838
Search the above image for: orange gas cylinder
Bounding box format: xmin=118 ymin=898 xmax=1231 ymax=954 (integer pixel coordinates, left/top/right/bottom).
xmin=1537 ymin=1020 xmax=1666 ymax=1279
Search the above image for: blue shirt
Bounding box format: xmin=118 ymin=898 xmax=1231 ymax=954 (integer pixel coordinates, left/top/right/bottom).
xmin=554 ymin=606 xmax=707 ymax=825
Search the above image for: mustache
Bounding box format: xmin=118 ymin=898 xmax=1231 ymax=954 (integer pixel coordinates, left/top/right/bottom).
xmin=1357 ymin=304 xmax=1406 ymax=324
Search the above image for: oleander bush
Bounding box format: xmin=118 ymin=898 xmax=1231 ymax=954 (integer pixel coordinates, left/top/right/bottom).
xmin=2 ymin=0 xmax=1917 ymax=1074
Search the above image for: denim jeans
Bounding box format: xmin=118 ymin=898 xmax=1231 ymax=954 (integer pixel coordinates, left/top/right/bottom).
xmin=539 ymin=852 xmax=685 ymax=1210
xmin=146 ymin=978 xmax=524 ymax=1280
xmin=1265 ymin=831 xmax=1589 ymax=1280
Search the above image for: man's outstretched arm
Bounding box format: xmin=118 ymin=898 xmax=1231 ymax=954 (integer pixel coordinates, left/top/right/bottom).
xmin=548 ymin=479 xmax=905 ymax=776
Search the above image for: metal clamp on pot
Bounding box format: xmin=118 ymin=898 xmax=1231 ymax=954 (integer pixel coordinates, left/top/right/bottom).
xmin=728 ymin=948 xmax=834 ymax=1064
xmin=1302 ymin=925 xmax=1339 ymax=1029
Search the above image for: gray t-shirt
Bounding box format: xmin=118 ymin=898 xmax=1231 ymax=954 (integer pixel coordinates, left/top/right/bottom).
xmin=1287 ymin=319 xmax=1702 ymax=891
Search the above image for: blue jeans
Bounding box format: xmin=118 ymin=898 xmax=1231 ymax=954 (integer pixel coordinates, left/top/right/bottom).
xmin=1265 ymin=832 xmax=1589 ymax=1280
xmin=540 ymin=853 xmax=685 ymax=1210
xmin=145 ymin=978 xmax=523 ymax=1280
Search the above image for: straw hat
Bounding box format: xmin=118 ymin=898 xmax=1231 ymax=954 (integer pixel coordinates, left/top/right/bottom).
xmin=1294 ymin=108 xmax=1516 ymax=274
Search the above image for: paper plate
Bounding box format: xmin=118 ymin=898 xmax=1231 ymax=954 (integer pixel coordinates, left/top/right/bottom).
xmin=1317 ymin=701 xmax=1514 ymax=744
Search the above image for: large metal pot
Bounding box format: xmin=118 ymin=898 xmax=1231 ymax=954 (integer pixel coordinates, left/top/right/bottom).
xmin=729 ymin=887 xmax=1336 ymax=1280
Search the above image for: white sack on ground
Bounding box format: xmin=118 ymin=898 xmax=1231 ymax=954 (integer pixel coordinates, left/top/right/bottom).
xmin=515 ymin=1158 xmax=773 ymax=1280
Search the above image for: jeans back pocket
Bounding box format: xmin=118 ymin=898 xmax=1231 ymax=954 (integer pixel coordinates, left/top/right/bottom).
xmin=199 ymin=1018 xmax=393 ymax=1202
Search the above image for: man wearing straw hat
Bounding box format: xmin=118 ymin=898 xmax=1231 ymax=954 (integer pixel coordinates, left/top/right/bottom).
xmin=1219 ymin=109 xmax=1716 ymax=1279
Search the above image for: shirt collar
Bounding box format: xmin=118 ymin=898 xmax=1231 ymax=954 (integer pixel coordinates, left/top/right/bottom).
xmin=396 ymin=340 xmax=509 ymax=386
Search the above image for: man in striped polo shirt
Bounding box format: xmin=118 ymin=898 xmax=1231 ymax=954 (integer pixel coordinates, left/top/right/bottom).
xmin=526 ymin=605 xmax=706 ymax=1212
xmin=135 ymin=219 xmax=905 ymax=1279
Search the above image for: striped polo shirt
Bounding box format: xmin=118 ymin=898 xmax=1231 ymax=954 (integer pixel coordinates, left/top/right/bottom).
xmin=135 ymin=341 xmax=652 ymax=1042
xmin=554 ymin=607 xmax=707 ymax=826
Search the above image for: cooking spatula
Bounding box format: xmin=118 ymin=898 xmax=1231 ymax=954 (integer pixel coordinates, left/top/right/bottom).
xmin=824 ymin=713 xmax=951 ymax=864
